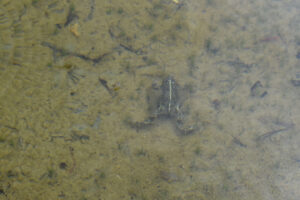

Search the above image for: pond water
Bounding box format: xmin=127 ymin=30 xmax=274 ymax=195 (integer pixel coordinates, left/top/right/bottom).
xmin=0 ymin=0 xmax=299 ymax=199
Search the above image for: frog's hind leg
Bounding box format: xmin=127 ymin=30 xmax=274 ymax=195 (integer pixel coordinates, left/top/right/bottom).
xmin=174 ymin=118 xmax=199 ymax=136
xmin=125 ymin=117 xmax=156 ymax=132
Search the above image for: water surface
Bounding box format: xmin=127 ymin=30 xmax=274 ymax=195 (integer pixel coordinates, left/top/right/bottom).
xmin=0 ymin=0 xmax=299 ymax=199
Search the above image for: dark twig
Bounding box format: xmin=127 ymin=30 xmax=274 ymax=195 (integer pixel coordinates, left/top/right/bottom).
xmin=255 ymin=127 xmax=291 ymax=142
xmin=119 ymin=43 xmax=144 ymax=55
xmin=233 ymin=137 xmax=247 ymax=148
xmin=41 ymin=42 xmax=110 ymax=64
xmin=64 ymin=5 xmax=79 ymax=27
xmin=86 ymin=0 xmax=95 ymax=21
xmin=99 ymin=78 xmax=114 ymax=96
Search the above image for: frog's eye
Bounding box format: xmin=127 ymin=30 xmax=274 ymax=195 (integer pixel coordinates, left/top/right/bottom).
xmin=151 ymin=83 xmax=160 ymax=90
xmin=157 ymin=104 xmax=164 ymax=110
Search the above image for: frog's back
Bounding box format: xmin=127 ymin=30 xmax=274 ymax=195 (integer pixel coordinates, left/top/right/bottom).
xmin=157 ymin=76 xmax=179 ymax=116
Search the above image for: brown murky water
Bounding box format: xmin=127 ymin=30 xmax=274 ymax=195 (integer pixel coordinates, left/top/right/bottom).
xmin=0 ymin=0 xmax=300 ymax=199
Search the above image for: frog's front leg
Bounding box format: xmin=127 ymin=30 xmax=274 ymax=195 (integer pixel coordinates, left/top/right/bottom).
xmin=126 ymin=116 xmax=156 ymax=131
xmin=175 ymin=120 xmax=197 ymax=135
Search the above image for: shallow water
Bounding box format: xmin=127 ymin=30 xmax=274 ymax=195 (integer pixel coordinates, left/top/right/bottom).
xmin=0 ymin=0 xmax=299 ymax=199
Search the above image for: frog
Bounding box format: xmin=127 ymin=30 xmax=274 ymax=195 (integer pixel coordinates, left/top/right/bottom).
xmin=128 ymin=76 xmax=199 ymax=135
